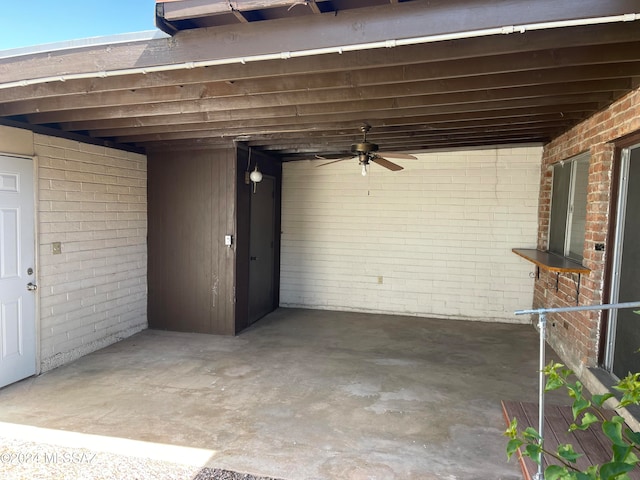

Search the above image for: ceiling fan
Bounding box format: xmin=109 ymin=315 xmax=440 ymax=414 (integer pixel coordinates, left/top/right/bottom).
xmin=317 ymin=124 xmax=417 ymax=176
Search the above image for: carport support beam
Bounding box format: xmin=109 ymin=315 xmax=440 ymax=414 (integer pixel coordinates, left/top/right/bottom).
xmin=535 ymin=312 xmax=546 ymax=480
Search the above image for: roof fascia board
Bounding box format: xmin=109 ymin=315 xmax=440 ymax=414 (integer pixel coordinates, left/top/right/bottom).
xmin=2 ymin=0 xmax=639 ymax=84
xmin=160 ymin=0 xmax=314 ymax=21
xmin=0 ymin=31 xmax=169 ymax=61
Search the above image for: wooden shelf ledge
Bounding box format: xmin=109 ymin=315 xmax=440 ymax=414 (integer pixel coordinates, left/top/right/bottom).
xmin=512 ymin=248 xmax=589 ymax=305
xmin=512 ymin=248 xmax=590 ymax=274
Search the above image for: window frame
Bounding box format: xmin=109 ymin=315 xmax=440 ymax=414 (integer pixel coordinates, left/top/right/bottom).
xmin=548 ymin=152 xmax=590 ymax=263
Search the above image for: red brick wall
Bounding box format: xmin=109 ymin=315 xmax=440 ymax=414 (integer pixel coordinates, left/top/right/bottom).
xmin=537 ymin=86 xmax=640 ymax=371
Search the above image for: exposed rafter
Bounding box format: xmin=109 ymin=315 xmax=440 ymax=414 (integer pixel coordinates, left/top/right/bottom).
xmin=1 ymin=0 xmax=639 ymax=158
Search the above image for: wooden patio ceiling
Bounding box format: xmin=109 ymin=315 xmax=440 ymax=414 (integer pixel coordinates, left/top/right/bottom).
xmin=1 ymin=0 xmax=639 ymax=160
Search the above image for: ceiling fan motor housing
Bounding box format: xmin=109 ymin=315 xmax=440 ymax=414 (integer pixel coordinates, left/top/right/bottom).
xmin=352 ymin=141 xmax=379 ymax=154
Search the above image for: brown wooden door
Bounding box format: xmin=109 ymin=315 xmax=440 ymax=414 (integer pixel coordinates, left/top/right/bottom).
xmin=248 ymin=176 xmax=276 ymax=325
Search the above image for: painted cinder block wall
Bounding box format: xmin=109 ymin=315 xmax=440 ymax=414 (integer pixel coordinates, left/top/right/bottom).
xmin=280 ymin=146 xmax=542 ymax=323
xmin=0 ymin=125 xmax=148 ymax=372
xmin=37 ymin=134 xmax=148 ymax=371
xmin=536 ymin=86 xmax=640 ymax=374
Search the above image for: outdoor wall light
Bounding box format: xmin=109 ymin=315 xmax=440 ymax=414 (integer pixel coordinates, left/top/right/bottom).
xmin=250 ymin=164 xmax=263 ymax=183
xmin=244 ymin=147 xmax=263 ymax=193
xmin=249 ymin=164 xmax=263 ymax=194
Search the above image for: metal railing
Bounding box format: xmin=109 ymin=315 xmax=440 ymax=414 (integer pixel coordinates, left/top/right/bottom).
xmin=514 ymin=301 xmax=640 ymax=480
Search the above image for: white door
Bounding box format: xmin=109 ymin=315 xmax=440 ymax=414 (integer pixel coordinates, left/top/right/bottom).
xmin=0 ymin=155 xmax=36 ymax=388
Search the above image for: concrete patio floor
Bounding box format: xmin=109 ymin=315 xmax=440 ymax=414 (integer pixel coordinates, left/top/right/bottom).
xmin=0 ymin=308 xmax=562 ymax=479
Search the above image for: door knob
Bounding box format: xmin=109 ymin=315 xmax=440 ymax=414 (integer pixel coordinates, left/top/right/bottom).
xmin=250 ymin=256 xmax=257 ymax=261
xmin=26 ymin=282 xmax=38 ymax=291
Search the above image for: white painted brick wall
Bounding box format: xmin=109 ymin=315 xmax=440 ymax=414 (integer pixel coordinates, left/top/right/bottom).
xmin=35 ymin=135 xmax=147 ymax=371
xmin=280 ymin=146 xmax=541 ymax=323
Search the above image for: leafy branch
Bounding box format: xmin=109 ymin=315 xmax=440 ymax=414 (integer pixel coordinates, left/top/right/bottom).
xmin=504 ymin=361 xmax=640 ymax=480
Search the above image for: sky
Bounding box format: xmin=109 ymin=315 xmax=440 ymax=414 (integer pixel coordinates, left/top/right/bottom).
xmin=0 ymin=0 xmax=159 ymax=51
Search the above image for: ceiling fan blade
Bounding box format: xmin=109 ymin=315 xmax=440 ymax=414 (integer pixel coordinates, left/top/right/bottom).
xmin=316 ymin=156 xmax=355 ymax=167
xmin=371 ymin=156 xmax=403 ymax=171
xmin=315 ymin=154 xmax=350 ymax=160
xmin=376 ymin=151 xmax=417 ymax=160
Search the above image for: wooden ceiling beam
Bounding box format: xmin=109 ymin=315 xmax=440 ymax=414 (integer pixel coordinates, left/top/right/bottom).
xmin=72 ymin=117 xmax=556 ymax=149
xmin=138 ymin=116 xmax=577 ymax=150
xmin=160 ymin=0 xmax=314 ymax=21
xmin=85 ymin=92 xmax=609 ymax=138
xmin=3 ymin=5 xmax=640 ymax=86
xmin=144 ymin=137 xmax=547 ymax=157
xmin=59 ymin=87 xmax=608 ymax=133
xmin=3 ymin=1 xmax=639 ymax=157
xmin=300 ymin=134 xmax=549 ymax=155
xmin=111 ymin=107 xmax=589 ymax=143
xmin=4 ymin=43 xmax=640 ymax=116
xmin=247 ymin=119 xmax=574 ymax=143
xmin=3 ymin=23 xmax=640 ymax=105
xmin=24 ymin=73 xmax=629 ymax=124
xmin=307 ymin=0 xmax=321 ymax=15
xmin=255 ymin=128 xmax=562 ymax=153
xmin=75 ymin=115 xmax=568 ymax=140
xmin=157 ymin=0 xmax=640 ymax=31
xmin=246 ymin=122 xmax=578 ymax=149
xmin=141 ymin=115 xmax=576 ymax=152
xmin=141 ymin=135 xmax=544 ymax=154
xmin=230 ymin=7 xmax=250 ymax=23
xmin=91 ymin=102 xmax=598 ymax=142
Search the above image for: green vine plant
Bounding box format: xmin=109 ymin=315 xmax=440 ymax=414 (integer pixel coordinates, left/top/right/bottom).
xmin=504 ymin=361 xmax=640 ymax=480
